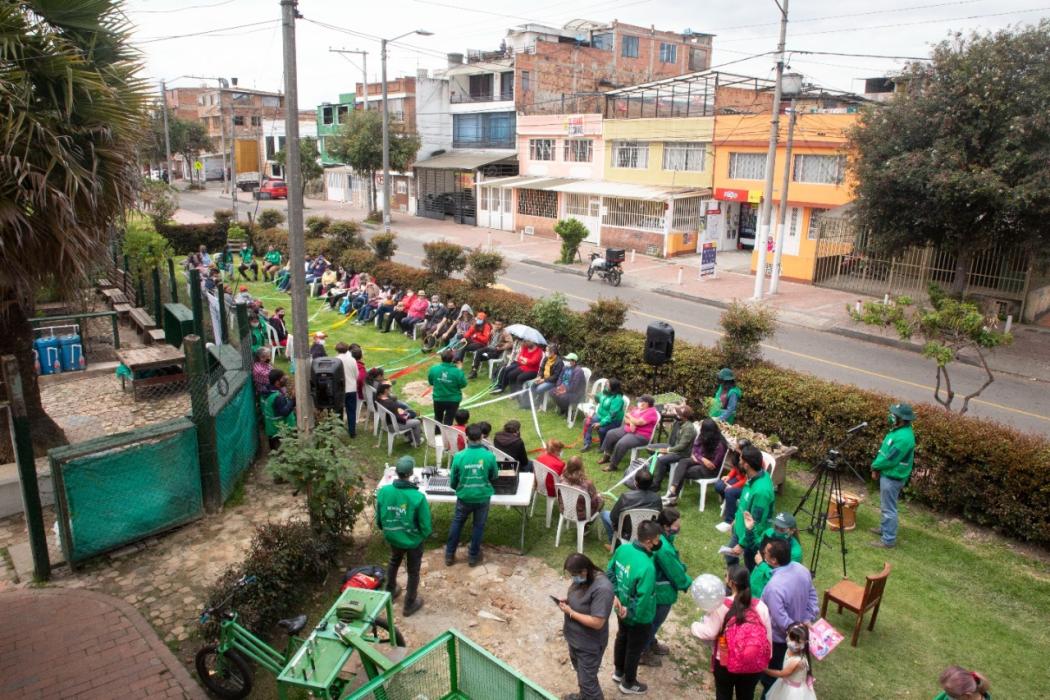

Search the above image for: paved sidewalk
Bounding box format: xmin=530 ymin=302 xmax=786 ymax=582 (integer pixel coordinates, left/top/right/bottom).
xmin=0 ymin=587 xmax=206 ymax=699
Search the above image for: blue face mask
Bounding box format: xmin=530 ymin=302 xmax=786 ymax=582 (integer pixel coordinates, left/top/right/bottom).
xmin=571 ymin=575 xmax=588 ymax=585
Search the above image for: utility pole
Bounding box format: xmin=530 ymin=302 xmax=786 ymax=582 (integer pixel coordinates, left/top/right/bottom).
xmin=160 ymin=80 xmax=173 ymax=183
xmin=381 ymin=37 xmax=392 ymax=233
xmin=229 ymin=109 xmax=239 ymax=221
xmin=281 ymin=0 xmax=313 ymax=430
xmin=329 ymin=48 xmax=368 ymax=110
xmin=752 ymin=0 xmax=789 ymax=301
xmin=219 ymin=88 xmax=228 ymax=195
xmin=769 ymin=97 xmax=799 ymax=295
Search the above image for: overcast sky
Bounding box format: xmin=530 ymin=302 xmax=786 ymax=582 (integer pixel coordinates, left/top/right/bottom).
xmin=127 ymin=0 xmax=1049 ymax=106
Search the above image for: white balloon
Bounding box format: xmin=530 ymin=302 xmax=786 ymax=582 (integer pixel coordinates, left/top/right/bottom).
xmin=690 ymin=573 xmax=725 ymax=612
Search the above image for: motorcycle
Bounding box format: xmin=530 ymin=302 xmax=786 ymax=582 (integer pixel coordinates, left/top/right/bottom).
xmin=586 ymin=248 xmax=625 ymax=287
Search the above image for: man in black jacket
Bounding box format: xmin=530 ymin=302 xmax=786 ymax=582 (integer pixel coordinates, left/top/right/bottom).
xmin=600 ymin=470 xmax=662 ymax=551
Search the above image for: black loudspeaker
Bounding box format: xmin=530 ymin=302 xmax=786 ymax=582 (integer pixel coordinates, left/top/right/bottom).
xmin=310 ymin=357 xmax=345 ymax=410
xmin=643 ymin=321 xmax=675 ymax=366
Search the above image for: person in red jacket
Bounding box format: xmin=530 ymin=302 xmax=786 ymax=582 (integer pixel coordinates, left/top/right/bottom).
xmin=493 ymin=340 xmax=543 ymax=393
xmin=535 ymin=439 xmax=566 ymax=497
xmin=456 ymin=312 xmax=492 ymax=362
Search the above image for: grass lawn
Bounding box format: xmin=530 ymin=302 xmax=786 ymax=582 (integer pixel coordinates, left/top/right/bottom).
xmin=218 ymin=272 xmax=1050 ymax=699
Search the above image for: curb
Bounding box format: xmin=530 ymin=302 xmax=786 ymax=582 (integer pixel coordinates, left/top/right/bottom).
xmin=521 ymin=258 xmax=588 ymax=278
xmin=652 ymin=287 xmax=731 ymax=311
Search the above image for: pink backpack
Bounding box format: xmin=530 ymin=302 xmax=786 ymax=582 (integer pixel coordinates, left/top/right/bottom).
xmin=718 ymin=600 xmax=772 ymax=675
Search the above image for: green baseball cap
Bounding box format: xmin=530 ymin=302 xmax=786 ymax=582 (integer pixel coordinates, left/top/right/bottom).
xmin=717 ymin=368 xmax=735 ymax=382
xmin=564 ymin=352 xmax=579 ymax=362
xmin=395 ymin=456 xmax=416 ymax=475
xmin=773 ymin=512 xmax=797 ymax=530
xmin=890 ymin=403 xmax=915 ymax=422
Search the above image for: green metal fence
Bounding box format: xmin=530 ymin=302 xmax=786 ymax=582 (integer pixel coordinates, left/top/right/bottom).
xmin=212 ymin=370 xmax=258 ymax=500
xmin=49 ymin=418 xmax=203 ymax=564
xmin=347 ymin=629 xmax=556 ymax=700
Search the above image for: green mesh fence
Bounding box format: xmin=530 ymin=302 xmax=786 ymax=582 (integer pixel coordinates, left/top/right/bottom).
xmin=346 ymin=630 xmax=555 ymax=700
xmin=212 ymin=372 xmax=258 ymax=500
xmin=49 ymin=418 xmax=203 ymax=564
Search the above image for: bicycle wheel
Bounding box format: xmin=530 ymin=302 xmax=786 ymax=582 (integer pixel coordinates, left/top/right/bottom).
xmin=195 ymin=645 xmax=253 ymax=700
xmin=609 ymin=269 xmax=622 ymax=287
xmin=586 ymin=267 xmax=594 ymax=281
xmin=372 ymin=616 xmax=407 ymax=647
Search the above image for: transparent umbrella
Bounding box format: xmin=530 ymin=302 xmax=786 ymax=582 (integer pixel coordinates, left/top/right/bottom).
xmin=504 ymin=324 xmax=546 ymax=345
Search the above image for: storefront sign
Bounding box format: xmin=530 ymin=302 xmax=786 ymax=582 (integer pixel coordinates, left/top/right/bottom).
xmin=714 ymin=187 xmax=748 ymax=202
xmin=700 ymin=241 xmax=717 ymax=278
xmin=747 ymin=190 xmax=762 ymax=204
xmin=566 ymin=115 xmax=585 ymax=136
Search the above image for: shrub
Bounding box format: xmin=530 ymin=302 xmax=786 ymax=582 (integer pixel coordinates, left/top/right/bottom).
xmin=213 ymin=209 xmax=234 ymax=227
xmin=226 ymin=223 xmax=248 ymax=244
xmin=464 ymin=247 xmax=508 ymax=288
xmin=304 ymin=238 xmax=330 ymax=257
xmin=156 ymin=221 xmax=228 ymax=254
xmin=139 ymin=181 xmax=178 ymax=228
xmin=122 ymin=218 xmax=173 ymax=272
xmin=581 ymin=297 xmax=630 ymax=336
xmin=326 ymin=220 xmax=367 ymax=259
xmin=370 ymin=232 xmax=398 ymax=261
xmin=554 ymin=218 xmax=589 ymax=264
xmin=365 ymin=210 xmax=382 ymax=224
xmin=422 ymin=240 xmax=467 ymax=279
xmin=340 ymin=248 xmax=376 ymax=274
xmin=305 ymin=215 xmax=331 ymax=237
xmin=200 ymin=520 xmax=334 ymax=638
xmin=716 ymin=301 xmax=778 ymax=367
xmin=529 ymin=293 xmax=582 ymax=348
xmin=252 ymin=227 xmax=288 ymax=254
xmin=371 ymin=260 xmax=429 ymax=291
xmin=257 ymin=208 xmax=286 ymax=229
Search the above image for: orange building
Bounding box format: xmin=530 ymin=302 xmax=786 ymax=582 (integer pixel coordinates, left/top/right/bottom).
xmin=711 ymin=110 xmax=857 ymax=282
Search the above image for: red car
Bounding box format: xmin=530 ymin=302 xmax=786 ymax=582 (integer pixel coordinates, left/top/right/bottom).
xmin=254 ymin=179 xmax=288 ymax=200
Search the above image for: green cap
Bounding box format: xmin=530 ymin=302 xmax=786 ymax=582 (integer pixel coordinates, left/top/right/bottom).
xmin=564 ymin=352 xmax=579 ymax=362
xmin=773 ymin=512 xmax=797 ymax=530
xmin=395 ymin=456 xmax=416 ymax=476
xmin=890 ymin=403 xmax=915 ymax=422
xmin=717 ymin=368 xmax=735 ymax=382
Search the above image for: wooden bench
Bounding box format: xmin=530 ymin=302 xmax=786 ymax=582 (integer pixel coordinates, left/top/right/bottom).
xmin=147 ymin=328 xmax=167 ymax=345
xmin=128 ymin=307 xmax=157 ymax=338
xmin=117 ymin=345 xmax=187 ymax=401
xmin=102 ymin=288 xmax=127 ymax=306
xmin=96 ymin=278 xmax=114 ymax=291
xmin=113 ymin=303 xmax=133 ymax=323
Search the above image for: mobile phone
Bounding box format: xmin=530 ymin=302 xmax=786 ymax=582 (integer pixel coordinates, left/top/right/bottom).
xmin=549 ymin=595 xmax=562 ymax=605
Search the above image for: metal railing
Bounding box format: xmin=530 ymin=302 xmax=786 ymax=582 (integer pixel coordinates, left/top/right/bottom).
xmin=450 ymin=92 xmax=512 ymax=104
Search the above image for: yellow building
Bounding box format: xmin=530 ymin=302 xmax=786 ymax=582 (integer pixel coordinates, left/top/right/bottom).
xmin=712 ymin=110 xmax=858 ymax=282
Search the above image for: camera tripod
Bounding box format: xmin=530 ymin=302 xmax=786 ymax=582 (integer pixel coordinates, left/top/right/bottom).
xmin=793 ymin=428 xmax=866 ymax=578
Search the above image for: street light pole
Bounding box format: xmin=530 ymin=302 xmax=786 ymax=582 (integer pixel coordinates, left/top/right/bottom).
xmin=329 ymin=48 xmax=368 ymax=110
xmin=769 ymin=96 xmax=799 ymax=295
xmin=752 ymin=0 xmax=790 ymax=300
xmin=160 ymin=80 xmax=173 ymax=182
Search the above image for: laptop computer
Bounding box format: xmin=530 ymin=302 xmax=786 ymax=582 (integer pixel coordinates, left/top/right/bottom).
xmin=493 ymin=459 xmax=520 ymax=496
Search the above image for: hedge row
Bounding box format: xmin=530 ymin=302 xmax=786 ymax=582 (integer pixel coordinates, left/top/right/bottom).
xmin=156 ymin=221 xmax=229 ymax=254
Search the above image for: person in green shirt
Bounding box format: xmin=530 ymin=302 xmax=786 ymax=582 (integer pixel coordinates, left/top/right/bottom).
xmin=262 ymin=245 xmax=282 ymax=281
xmin=749 ymin=512 xmax=804 ymax=597
xmin=639 ymin=508 xmax=693 ymax=668
xmin=934 ymin=665 xmax=991 ymax=700
xmin=248 ymin=314 xmax=268 ymax=354
xmin=870 ymin=402 xmax=916 ymax=549
xmin=582 ymin=378 xmax=626 ymax=452
xmin=238 ymin=242 xmax=258 ymax=281
xmin=445 ymin=425 xmax=499 ymax=567
xmin=376 ymin=456 xmax=432 ymax=617
xmin=427 ymin=350 xmax=468 ymax=425
xmin=259 ymin=368 xmax=295 ymax=450
xmin=708 ymin=367 xmax=742 ymax=424
xmin=721 ymin=445 xmax=776 ymax=572
xmin=607 ymin=519 xmax=661 ymax=695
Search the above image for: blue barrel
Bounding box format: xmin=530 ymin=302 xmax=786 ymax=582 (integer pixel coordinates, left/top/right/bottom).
xmin=57 ymin=334 xmax=84 ymax=372
xmin=33 ymin=336 xmax=61 ymax=375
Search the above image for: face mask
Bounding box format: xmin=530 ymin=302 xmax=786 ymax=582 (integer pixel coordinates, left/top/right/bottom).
xmin=571 ymin=575 xmax=587 ymax=585
xmin=667 ymin=529 xmax=679 ymax=543
xmin=649 ymin=539 xmax=663 ymax=552
xmin=788 ymin=640 xmax=805 ymax=653
xmin=888 ymin=413 xmax=897 ymax=426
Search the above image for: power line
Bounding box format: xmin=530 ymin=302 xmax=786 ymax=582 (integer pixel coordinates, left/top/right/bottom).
xmin=137 ymin=19 xmax=279 ymax=44
xmin=709 ymin=0 xmax=990 ymax=31
xmin=791 ymin=50 xmax=929 ymax=61
xmin=128 ymin=0 xmax=236 ymax=13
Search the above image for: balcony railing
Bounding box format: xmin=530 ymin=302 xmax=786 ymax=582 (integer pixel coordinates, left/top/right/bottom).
xmin=452 ymin=136 xmax=515 ymax=149
xmin=450 ymin=92 xmax=513 ymax=104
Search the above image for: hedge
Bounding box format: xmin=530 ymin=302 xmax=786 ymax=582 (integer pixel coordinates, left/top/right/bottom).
xmin=159 ymin=231 xmax=1050 ymax=546
xmin=156 ymin=221 xmax=229 ymax=254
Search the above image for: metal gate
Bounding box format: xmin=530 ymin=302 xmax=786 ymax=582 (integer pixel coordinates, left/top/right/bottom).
xmin=415 ymin=168 xmax=476 ymax=225
xmin=813 ymin=216 xmax=1032 ymax=314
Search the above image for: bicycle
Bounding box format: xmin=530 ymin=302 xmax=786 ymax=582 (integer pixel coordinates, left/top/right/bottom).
xmin=195 ymin=576 xmax=404 ymax=700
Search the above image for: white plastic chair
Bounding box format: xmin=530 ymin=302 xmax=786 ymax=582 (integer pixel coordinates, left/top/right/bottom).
xmin=420 ymin=415 xmax=445 ymax=468
xmin=763 ymin=450 xmax=776 ymax=474
xmin=484 ymin=440 xmax=517 ymax=464
xmin=374 ymin=404 xmax=415 ymax=455
xmin=488 ymin=349 xmax=508 ymax=378
xmin=569 ymin=375 xmax=606 ymax=428
xmin=530 ymin=460 xmax=561 ymax=529
xmin=438 ymin=422 xmax=465 ymax=467
xmin=614 ymin=507 xmax=660 ymax=549
xmin=555 ymin=483 xmax=601 ymax=553
xmin=542 ymin=366 xmax=592 ymax=416
xmin=266 ymin=323 xmax=284 ymax=360
xmin=361 ymin=384 xmax=380 ymax=435
xmin=690 ymin=450 xmax=729 ymax=512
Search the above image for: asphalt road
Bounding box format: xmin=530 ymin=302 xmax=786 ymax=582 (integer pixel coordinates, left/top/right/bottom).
xmin=178 ymin=188 xmax=1050 ymax=436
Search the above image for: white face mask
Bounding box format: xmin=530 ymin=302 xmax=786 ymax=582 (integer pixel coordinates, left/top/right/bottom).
xmin=787 ymin=640 xmax=805 ymax=653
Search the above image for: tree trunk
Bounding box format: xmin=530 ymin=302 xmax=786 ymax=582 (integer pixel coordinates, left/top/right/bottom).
xmin=950 ymin=247 xmax=974 ymax=297
xmin=0 ymin=297 xmax=67 ymax=462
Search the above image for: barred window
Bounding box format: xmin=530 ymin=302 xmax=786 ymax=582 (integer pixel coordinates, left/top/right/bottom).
xmin=602 ymin=197 xmax=665 ymax=232
xmin=728 ymin=152 xmax=766 ymax=180
xmin=529 ymin=139 xmax=556 ymax=161
xmin=613 ymin=141 xmax=649 ymax=169
xmin=564 ymin=139 xmax=593 ymax=162
xmin=807 ymin=207 xmax=828 ymax=240
xmin=518 ymin=188 xmax=558 ymax=218
xmin=672 ymin=196 xmax=703 ymax=231
xmin=662 ymin=142 xmax=706 ymax=171
xmin=565 ymin=193 xmax=599 ymax=218
xmin=793 ymin=154 xmax=845 ymax=184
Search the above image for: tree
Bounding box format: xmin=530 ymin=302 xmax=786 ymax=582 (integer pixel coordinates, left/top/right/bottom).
xmin=464 ymin=247 xmax=507 ymax=288
xmin=850 ymin=285 xmax=1011 ymax=414
xmin=275 ymin=136 xmax=324 ymax=197
xmin=716 ymin=301 xmax=778 ymax=368
xmin=0 ymin=1 xmax=150 ymax=460
xmin=326 ymin=110 xmax=420 ymax=215
xmin=143 ymin=111 xmax=211 ymax=184
xmin=849 ymin=23 xmax=1050 ymax=294
xmin=180 ymin=120 xmax=213 ymax=186
xmin=422 ymin=241 xmax=467 ymax=279
xmin=554 ymin=218 xmax=589 ymax=264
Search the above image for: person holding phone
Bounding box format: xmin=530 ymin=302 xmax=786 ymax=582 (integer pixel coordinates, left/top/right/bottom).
xmin=556 ymin=553 xmax=615 ymax=700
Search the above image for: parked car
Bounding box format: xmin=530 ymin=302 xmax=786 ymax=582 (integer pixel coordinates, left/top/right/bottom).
xmin=253 ymin=179 xmax=288 ymax=200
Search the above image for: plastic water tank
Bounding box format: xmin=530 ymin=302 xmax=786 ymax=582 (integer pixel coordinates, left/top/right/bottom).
xmin=57 ymin=333 xmax=85 ymax=372
xmin=33 ymin=336 xmax=62 ymax=375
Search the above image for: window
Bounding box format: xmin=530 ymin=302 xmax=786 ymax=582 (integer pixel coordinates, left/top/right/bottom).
xmin=453 ymin=112 xmax=516 ymax=148
xmin=672 ymin=196 xmax=703 ymax=231
xmin=662 ymin=142 xmax=706 ymax=171
xmin=793 ymin=154 xmax=846 ymax=184
xmin=728 ymin=152 xmax=767 ymax=180
xmin=322 ymin=106 xmax=334 ymax=125
xmin=529 ymin=139 xmax=555 ymax=161
xmin=518 ymin=188 xmax=558 ymax=218
xmin=469 ymin=74 xmax=494 ymax=99
xmin=250 ymin=116 xmax=262 ymax=127
xmin=265 ymin=136 xmax=278 ymax=160
xmin=565 ymin=193 xmax=598 ymax=218
xmin=621 ymin=35 xmax=639 ymax=58
xmin=232 ymin=115 xmax=245 ymax=126
xmin=592 ymin=32 xmax=613 ymax=51
xmin=337 ymin=104 xmax=350 ymax=122
xmin=659 ymin=43 xmax=677 ymax=63
xmin=564 ymin=139 xmax=593 ymax=163
xmin=521 ymin=70 xmax=531 ymax=92
xmin=396 ymin=181 xmax=408 ymax=195
xmin=807 ymin=208 xmax=828 ymax=240
xmin=613 ymin=141 xmax=649 ymax=169
xmin=262 ymin=96 xmax=280 ymax=108
xmin=231 ymin=92 xmax=251 ymax=103
xmin=602 ymin=197 xmax=665 ymax=231
xmin=500 ymin=71 xmax=514 ymax=100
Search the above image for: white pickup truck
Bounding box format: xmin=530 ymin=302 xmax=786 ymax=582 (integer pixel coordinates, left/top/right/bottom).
xmin=235 ymin=172 xmax=261 ymax=191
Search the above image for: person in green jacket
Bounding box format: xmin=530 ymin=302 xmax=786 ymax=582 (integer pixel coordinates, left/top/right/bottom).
xmin=260 ymin=368 xmax=295 ymax=450
xmin=582 ymin=378 xmax=626 ymax=451
xmin=749 ymin=512 xmax=804 ymax=597
xmin=934 ymin=665 xmax=991 ymax=700
xmin=708 ymin=367 xmax=742 ymax=424
xmin=445 ymin=425 xmax=498 ymax=567
xmin=238 ymin=242 xmax=258 ymax=281
xmin=427 ymin=350 xmax=468 ymax=425
xmin=248 ymin=314 xmax=268 ymax=354
xmin=262 ymin=245 xmax=282 ymax=281
xmin=376 ymin=456 xmax=432 ymax=617
xmin=871 ymin=402 xmax=916 ymax=549
xmin=607 ymin=519 xmax=661 ymax=695
xmin=639 ymin=508 xmax=693 ymax=668
xmin=721 ymin=445 xmax=775 ymax=572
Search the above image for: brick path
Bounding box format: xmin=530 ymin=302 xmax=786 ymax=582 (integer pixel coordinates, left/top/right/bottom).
xmin=0 ymin=587 xmax=206 ymax=699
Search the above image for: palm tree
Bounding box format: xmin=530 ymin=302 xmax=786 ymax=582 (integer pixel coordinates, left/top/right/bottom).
xmin=0 ymin=1 xmax=150 ymax=460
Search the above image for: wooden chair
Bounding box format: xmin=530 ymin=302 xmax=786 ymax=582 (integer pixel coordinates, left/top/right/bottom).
xmin=821 ymin=562 xmax=892 ymax=646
